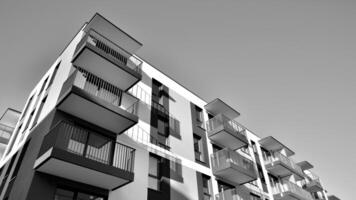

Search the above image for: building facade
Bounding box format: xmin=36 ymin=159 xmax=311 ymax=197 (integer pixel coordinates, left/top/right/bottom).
xmin=0 ymin=13 xmax=334 ymax=200
xmin=0 ymin=109 xmax=20 ymax=159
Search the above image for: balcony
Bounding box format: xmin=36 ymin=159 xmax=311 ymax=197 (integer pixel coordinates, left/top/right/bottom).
xmin=206 ymin=114 xmax=248 ymax=150
xmin=57 ymin=69 xmax=138 ymax=135
xmin=303 ymin=172 xmax=323 ymax=192
xmin=72 ymin=28 xmax=142 ymax=91
xmin=216 ymin=188 xmax=250 ymax=200
xmin=273 ymin=181 xmax=313 ymax=200
xmin=211 ymin=148 xmax=257 ymax=185
xmin=264 ymin=151 xmax=305 ymax=180
xmin=34 ymin=122 xmax=135 ymax=190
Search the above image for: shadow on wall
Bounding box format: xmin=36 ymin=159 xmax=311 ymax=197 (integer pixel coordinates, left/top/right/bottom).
xmin=169 ymin=159 xmax=183 ymax=183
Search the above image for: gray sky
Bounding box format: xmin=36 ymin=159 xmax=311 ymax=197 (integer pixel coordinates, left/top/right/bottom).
xmin=0 ymin=0 xmax=354 ymax=199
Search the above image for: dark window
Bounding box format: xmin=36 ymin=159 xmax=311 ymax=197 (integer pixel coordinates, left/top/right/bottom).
xmin=195 ymin=106 xmax=204 ymax=129
xmin=268 ymin=173 xmax=279 ymax=193
xmin=157 ymin=118 xmax=168 ymax=136
xmin=23 ymin=109 xmax=35 ymax=132
xmin=194 ymin=134 xmax=205 ymax=162
xmin=39 ymin=77 xmax=49 ymax=95
xmin=251 ymin=141 xmax=258 ymax=154
xmin=54 ymin=188 xmax=105 ymax=200
xmin=20 ymin=95 xmax=34 ymax=120
xmin=47 ymin=62 xmax=60 ymax=89
xmin=257 ymin=164 xmax=268 ymax=193
xmin=148 ymin=154 xmax=160 ymax=191
xmin=202 ymin=175 xmax=212 ymax=200
xmin=261 ymin=147 xmax=271 ymax=162
xmin=31 ymin=96 xmax=47 ymax=129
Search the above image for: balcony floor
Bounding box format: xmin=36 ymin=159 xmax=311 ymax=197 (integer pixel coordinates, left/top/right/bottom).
xmin=214 ymin=162 xmax=257 ymax=185
xmin=266 ymin=161 xmax=304 ymax=180
xmin=34 ymin=147 xmax=134 ymax=190
xmin=208 ymin=127 xmax=248 ymax=150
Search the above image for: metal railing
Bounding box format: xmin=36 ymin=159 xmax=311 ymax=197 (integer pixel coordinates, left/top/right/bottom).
xmin=206 ymin=114 xmax=246 ymax=137
xmin=64 ymin=68 xmax=139 ymax=115
xmin=78 ymin=29 xmax=142 ymax=73
xmin=302 ymin=171 xmax=322 ymax=189
xmin=264 ymin=151 xmax=304 ymax=177
xmin=43 ymin=121 xmax=135 ymax=172
xmin=274 ymin=181 xmax=313 ymax=200
xmin=216 ymin=188 xmax=250 ymax=200
xmin=211 ymin=148 xmax=256 ymax=176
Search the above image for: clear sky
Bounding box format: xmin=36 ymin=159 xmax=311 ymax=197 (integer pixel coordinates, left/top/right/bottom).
xmin=0 ymin=0 xmax=354 ymax=199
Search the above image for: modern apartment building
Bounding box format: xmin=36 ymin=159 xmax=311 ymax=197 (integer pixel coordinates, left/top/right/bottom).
xmin=0 ymin=13 xmax=334 ymax=200
xmin=0 ymin=109 xmax=20 ymax=158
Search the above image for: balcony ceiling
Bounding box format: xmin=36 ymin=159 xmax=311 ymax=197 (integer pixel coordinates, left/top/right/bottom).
xmin=297 ymin=161 xmax=314 ymax=171
xmin=259 ymin=136 xmax=295 ymax=156
xmin=205 ymin=98 xmax=240 ymax=119
xmin=83 ymin=13 xmax=142 ymax=54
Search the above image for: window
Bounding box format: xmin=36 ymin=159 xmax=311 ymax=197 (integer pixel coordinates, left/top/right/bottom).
xmin=54 ymin=188 xmax=104 ymax=200
xmin=261 ymin=148 xmax=271 ymax=162
xmin=202 ymin=175 xmax=212 ymax=200
xmin=23 ymin=109 xmax=35 ymax=133
xmin=20 ymin=95 xmax=34 ymax=120
xmin=47 ymin=62 xmax=60 ymax=89
xmin=194 ymin=134 xmax=204 ymax=162
xmin=269 ymin=174 xmax=280 ymax=194
xmin=39 ymin=77 xmax=49 ymax=95
xmin=148 ymin=155 xmax=160 ymax=191
xmin=157 ymin=118 xmax=168 ymax=136
xmin=195 ymin=106 xmax=204 ymax=129
xmin=31 ymin=96 xmax=47 ymax=129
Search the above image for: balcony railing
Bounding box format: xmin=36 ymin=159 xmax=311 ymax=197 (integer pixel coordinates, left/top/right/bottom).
xmin=302 ymin=172 xmax=323 ymax=192
xmin=211 ymin=148 xmax=256 ymax=184
xmin=212 ymin=149 xmax=255 ymax=173
xmin=206 ymin=114 xmax=246 ymax=136
xmin=64 ymin=68 xmax=138 ymax=115
xmin=273 ymin=181 xmax=313 ymax=200
xmin=42 ymin=121 xmax=135 ymax=172
xmin=264 ymin=151 xmax=304 ymax=178
xmin=78 ymin=29 xmax=142 ymax=73
xmin=216 ymin=188 xmax=250 ymax=200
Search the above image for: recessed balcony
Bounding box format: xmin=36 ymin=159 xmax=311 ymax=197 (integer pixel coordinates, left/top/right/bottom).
xmin=34 ymin=121 xmax=135 ymax=190
xmin=273 ymin=181 xmax=313 ymax=200
xmin=206 ymin=114 xmax=248 ymax=150
xmin=211 ymin=148 xmax=257 ymax=185
xmin=215 ymin=188 xmax=250 ymax=200
xmin=57 ymin=69 xmax=138 ymax=135
xmin=264 ymin=151 xmax=305 ymax=180
xmin=72 ymin=29 xmax=142 ymax=91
